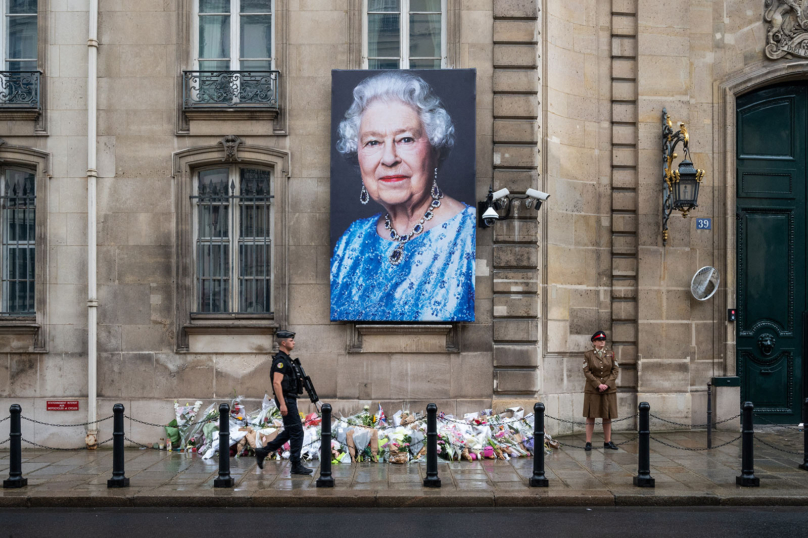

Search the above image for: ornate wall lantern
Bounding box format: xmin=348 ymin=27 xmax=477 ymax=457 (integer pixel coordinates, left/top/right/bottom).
xmin=662 ymin=108 xmax=705 ymax=245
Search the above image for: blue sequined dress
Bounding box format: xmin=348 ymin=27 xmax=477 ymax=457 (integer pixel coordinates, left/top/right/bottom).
xmin=330 ymin=205 xmax=476 ymax=321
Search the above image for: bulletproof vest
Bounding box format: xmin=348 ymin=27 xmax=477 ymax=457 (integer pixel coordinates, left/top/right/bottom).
xmin=275 ymin=353 xmax=299 ymax=396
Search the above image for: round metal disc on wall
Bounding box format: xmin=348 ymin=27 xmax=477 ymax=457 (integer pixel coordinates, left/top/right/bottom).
xmin=691 ymin=266 xmax=720 ymax=301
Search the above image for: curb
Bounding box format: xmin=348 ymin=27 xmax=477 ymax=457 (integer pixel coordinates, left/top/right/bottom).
xmin=3 ymin=491 xmax=808 ymax=508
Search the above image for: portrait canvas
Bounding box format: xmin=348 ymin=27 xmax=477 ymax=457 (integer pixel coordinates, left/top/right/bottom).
xmin=329 ymin=69 xmax=477 ymax=322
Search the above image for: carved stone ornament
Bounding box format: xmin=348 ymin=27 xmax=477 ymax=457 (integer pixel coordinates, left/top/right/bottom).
xmin=219 ymin=135 xmax=243 ymax=162
xmin=764 ymin=0 xmax=808 ymax=59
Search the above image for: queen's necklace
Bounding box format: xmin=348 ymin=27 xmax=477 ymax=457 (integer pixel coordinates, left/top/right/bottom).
xmin=384 ymin=183 xmax=443 ymax=265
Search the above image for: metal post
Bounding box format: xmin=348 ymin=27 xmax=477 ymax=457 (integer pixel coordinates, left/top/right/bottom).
xmin=213 ymin=404 xmax=234 ymax=488
xmin=316 ymin=403 xmax=335 ymax=488
xmin=736 ymin=401 xmax=760 ymax=487
xmin=633 ymin=402 xmax=655 ymax=487
xmin=3 ymin=404 xmax=27 ymax=488
xmin=529 ymin=402 xmax=549 ymax=487
xmin=107 ymin=403 xmax=129 ymax=488
xmin=707 ymin=382 xmax=712 ymax=449
xmin=423 ymin=403 xmax=441 ymax=488
xmin=800 ymin=398 xmax=808 ymax=471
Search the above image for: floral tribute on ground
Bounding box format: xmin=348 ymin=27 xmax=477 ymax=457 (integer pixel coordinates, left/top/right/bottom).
xmin=162 ymin=398 xmax=558 ymax=463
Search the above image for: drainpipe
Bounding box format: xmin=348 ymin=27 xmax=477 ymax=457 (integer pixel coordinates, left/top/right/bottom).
xmin=86 ymin=0 xmax=99 ymax=447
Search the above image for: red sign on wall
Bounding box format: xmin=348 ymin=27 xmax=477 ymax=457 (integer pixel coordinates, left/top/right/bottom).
xmin=46 ymin=400 xmax=79 ymax=411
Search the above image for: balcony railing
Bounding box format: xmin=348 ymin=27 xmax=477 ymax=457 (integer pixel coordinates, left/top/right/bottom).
xmin=0 ymin=71 xmax=41 ymax=110
xmin=182 ymin=70 xmax=280 ymax=110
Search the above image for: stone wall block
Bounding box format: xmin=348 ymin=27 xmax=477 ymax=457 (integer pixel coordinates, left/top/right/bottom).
xmin=614 ymin=343 xmax=638 ymax=364
xmin=612 ymin=233 xmax=637 ymax=254
xmin=612 ymin=168 xmax=637 ymax=189
xmin=612 ymin=148 xmax=637 ymax=167
xmin=493 ymin=319 xmax=539 ymax=342
xmin=493 ymin=245 xmax=539 ymax=268
xmin=612 ymin=256 xmax=637 ymax=276
xmin=494 ymin=119 xmax=539 ymax=143
xmin=493 ymin=270 xmax=539 ymax=293
xmin=493 ymin=219 xmax=539 ymax=243
xmin=613 ymin=58 xmax=637 ymax=79
xmin=493 ymin=94 xmax=539 ymax=118
xmin=612 ymin=14 xmax=636 ymax=36
xmin=638 ymin=360 xmax=690 ymax=392
xmin=612 ymin=190 xmax=637 ymax=211
xmin=493 ymin=70 xmax=538 ymax=93
xmin=493 ymin=169 xmax=538 ymax=191
xmin=493 ymin=295 xmax=539 ymax=318
xmin=612 ymin=213 xmax=637 ymax=233
xmin=612 ymin=102 xmax=637 ymax=122
xmin=493 ymin=20 xmax=538 ymax=43
xmin=493 ymin=145 xmax=539 ymax=167
xmin=493 ymin=44 xmax=538 ymax=68
xmin=494 ymin=370 xmax=538 ymax=393
xmin=493 ymin=0 xmax=539 ymax=19
xmin=612 ymin=80 xmax=636 ymax=101
xmin=612 ymin=321 xmax=638 ymax=342
xmin=612 ymin=36 xmax=637 ymax=58
xmin=612 ymin=300 xmax=637 ymax=321
xmin=612 ymin=123 xmax=637 ymax=145
xmin=612 ymin=0 xmax=638 ymax=14
xmin=493 ymin=345 xmax=538 ymax=367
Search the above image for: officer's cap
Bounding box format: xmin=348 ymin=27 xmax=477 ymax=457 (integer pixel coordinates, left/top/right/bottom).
xmin=591 ymin=331 xmax=607 ymax=342
xmin=276 ymin=329 xmax=296 ymax=340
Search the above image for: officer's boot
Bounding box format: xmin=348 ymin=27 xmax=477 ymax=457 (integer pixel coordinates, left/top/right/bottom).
xmin=255 ymin=448 xmax=268 ymax=470
xmin=290 ymin=461 xmax=313 ymax=475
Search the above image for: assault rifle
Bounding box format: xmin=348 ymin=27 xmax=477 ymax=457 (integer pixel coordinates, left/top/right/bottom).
xmin=291 ymin=358 xmax=320 ymax=412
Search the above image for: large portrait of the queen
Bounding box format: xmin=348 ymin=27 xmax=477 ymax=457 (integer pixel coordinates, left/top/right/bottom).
xmin=329 ymin=69 xmax=477 ymax=322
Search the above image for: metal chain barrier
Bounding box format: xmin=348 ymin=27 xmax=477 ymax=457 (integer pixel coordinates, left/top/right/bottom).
xmin=650 ymin=434 xmax=741 ymax=451
xmin=435 ymin=414 xmax=534 ymax=427
xmin=544 ymin=413 xmax=637 ymax=426
xmin=20 ymin=437 xmax=113 ymax=451
xmin=649 ymin=413 xmax=741 ymax=429
xmin=0 ymin=416 xmax=9 ymax=424
xmin=20 ymin=415 xmax=114 ymax=427
xmin=753 ymin=414 xmax=804 ymax=432
xmin=754 ymin=435 xmax=805 ymax=455
xmin=0 ymin=437 xmax=9 ymax=445
xmin=124 ymin=413 xmax=219 ymax=429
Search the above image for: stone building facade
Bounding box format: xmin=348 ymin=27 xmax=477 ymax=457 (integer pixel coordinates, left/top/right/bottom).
xmin=0 ymin=0 xmax=803 ymax=446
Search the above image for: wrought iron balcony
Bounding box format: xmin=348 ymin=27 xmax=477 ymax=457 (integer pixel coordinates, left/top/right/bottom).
xmin=0 ymin=71 xmax=41 ymax=110
xmin=182 ymin=70 xmax=280 ymax=111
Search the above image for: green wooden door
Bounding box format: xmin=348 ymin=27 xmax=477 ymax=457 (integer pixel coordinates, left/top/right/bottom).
xmin=737 ymin=83 xmax=806 ymax=424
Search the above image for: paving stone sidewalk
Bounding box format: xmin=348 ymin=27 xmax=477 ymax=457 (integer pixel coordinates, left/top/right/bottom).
xmin=1 ymin=428 xmax=807 ymax=507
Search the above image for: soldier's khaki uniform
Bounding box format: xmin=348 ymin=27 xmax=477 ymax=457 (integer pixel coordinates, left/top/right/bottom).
xmin=582 ymin=348 xmax=619 ymax=419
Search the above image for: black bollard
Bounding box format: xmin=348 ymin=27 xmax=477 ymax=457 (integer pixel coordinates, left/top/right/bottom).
xmin=736 ymin=401 xmax=760 ymax=487
xmin=316 ymin=403 xmax=335 ymax=488
xmin=107 ymin=403 xmax=129 ymax=488
xmin=423 ymin=403 xmax=441 ymax=488
xmin=801 ymin=398 xmax=808 ymax=472
xmin=529 ymin=402 xmax=549 ymax=487
xmin=633 ymin=402 xmax=655 ymax=488
xmin=3 ymin=404 xmax=27 ymax=488
xmin=213 ymin=403 xmax=234 ymax=488
xmin=707 ymin=382 xmax=712 ymax=449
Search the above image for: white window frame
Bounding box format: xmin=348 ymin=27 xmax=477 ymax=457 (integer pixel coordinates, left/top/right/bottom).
xmin=362 ymin=0 xmax=446 ymax=69
xmin=191 ymin=0 xmax=275 ymax=71
xmin=1 ymin=0 xmax=38 ymax=71
xmin=191 ymin=164 xmax=275 ymax=315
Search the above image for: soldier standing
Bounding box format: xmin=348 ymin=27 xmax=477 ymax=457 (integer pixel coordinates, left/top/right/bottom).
xmin=582 ymin=330 xmax=620 ymax=451
xmin=255 ymin=330 xmax=313 ymax=475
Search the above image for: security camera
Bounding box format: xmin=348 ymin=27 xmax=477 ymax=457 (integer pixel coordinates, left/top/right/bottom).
xmin=492 ymin=188 xmax=510 ymax=202
xmin=482 ymin=205 xmax=500 ymax=227
xmin=525 ymin=188 xmax=550 ymax=202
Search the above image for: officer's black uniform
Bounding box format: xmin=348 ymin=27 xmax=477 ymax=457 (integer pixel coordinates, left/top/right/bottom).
xmin=255 ymin=332 xmax=309 ymax=473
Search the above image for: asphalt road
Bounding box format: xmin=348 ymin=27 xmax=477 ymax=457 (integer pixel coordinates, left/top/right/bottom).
xmin=2 ymin=507 xmax=808 ymax=538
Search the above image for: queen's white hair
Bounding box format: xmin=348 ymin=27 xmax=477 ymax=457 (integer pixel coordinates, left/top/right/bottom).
xmin=336 ymin=72 xmax=455 ymax=160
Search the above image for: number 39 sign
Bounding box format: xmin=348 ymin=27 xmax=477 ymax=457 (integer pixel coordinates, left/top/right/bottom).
xmin=696 ymin=218 xmax=711 ymax=230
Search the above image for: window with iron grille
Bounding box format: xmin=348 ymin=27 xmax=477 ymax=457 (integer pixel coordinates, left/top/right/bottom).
xmin=363 ymin=0 xmax=446 ymax=69
xmin=0 ymin=166 xmax=35 ymax=316
xmin=192 ymin=166 xmax=273 ymax=315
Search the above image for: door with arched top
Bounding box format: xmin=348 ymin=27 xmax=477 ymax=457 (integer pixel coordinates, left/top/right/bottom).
xmin=736 ymin=82 xmax=806 ymax=424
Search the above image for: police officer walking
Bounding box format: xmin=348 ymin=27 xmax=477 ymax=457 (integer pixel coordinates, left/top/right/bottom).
xmin=255 ymin=330 xmax=313 ymax=475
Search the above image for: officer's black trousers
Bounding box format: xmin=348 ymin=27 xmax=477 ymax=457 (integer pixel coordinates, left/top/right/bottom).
xmin=260 ymin=398 xmax=305 ymax=464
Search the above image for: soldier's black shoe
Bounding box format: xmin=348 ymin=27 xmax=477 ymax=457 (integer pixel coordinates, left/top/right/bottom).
xmin=290 ymin=463 xmax=313 ymax=475
xmin=255 ymin=449 xmax=267 ymax=470
xmin=584 ymin=442 xmax=592 ymax=451
xmin=604 ymin=441 xmax=618 ymax=450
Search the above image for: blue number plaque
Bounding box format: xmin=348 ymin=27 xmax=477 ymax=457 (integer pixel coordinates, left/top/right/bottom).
xmin=696 ymin=218 xmax=711 ymax=230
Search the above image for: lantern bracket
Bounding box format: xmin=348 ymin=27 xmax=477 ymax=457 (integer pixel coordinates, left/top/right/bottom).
xmin=661 ymin=108 xmax=705 ymax=246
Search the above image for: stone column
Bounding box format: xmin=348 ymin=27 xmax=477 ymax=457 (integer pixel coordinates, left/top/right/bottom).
xmin=491 ymin=0 xmax=541 ymax=407
xmin=611 ymin=0 xmax=639 ymax=401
